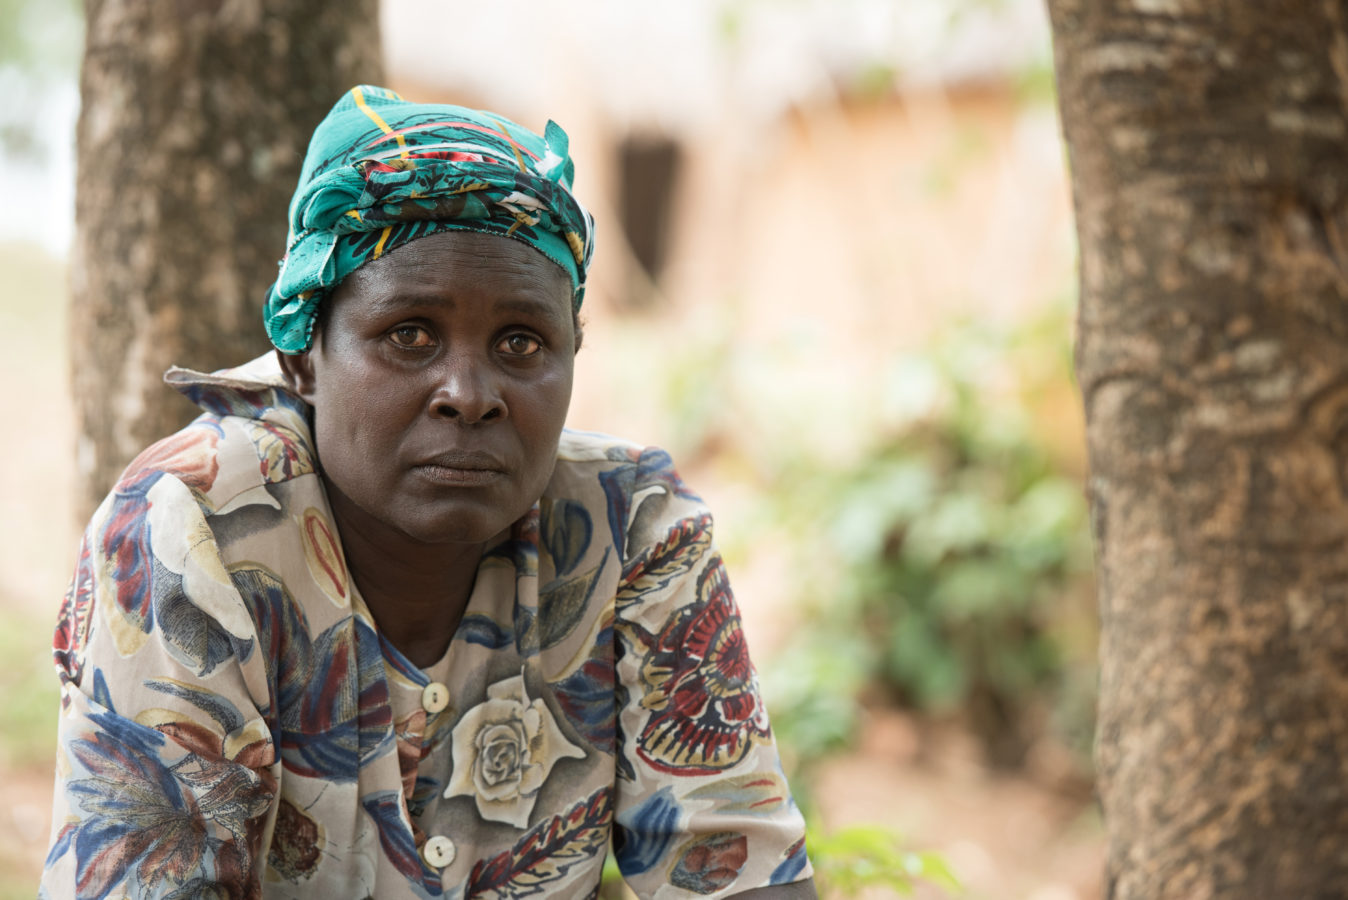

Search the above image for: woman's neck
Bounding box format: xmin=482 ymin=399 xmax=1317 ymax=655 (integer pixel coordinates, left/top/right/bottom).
xmin=327 ymin=490 xmax=487 ymax=668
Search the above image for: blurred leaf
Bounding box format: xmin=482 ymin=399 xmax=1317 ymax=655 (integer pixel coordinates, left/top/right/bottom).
xmin=0 ymin=0 xmax=82 ymax=161
xmin=0 ymin=0 xmax=81 ymax=78
xmin=851 ymin=61 xmax=898 ymax=100
xmin=886 ymin=614 xmax=965 ymax=708
xmin=831 ymin=458 xmax=937 ymax=564
xmin=1013 ymin=56 xmax=1058 ymax=108
xmin=933 ymin=558 xmax=1028 ymax=619
xmin=903 ymin=491 xmax=996 ymax=566
xmin=763 ymin=634 xmax=873 ymax=763
xmin=808 ymin=823 xmax=962 ymax=896
xmin=881 ymin=353 xmax=949 ymax=425
xmin=923 ymin=126 xmax=991 ymax=198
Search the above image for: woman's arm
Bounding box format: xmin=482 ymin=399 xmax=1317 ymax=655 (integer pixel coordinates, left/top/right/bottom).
xmin=606 ymin=446 xmax=817 ymax=896
xmin=43 ymin=465 xmax=280 ymax=897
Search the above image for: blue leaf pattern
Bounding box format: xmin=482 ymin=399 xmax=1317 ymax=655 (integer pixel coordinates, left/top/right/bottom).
xmin=614 ymin=788 xmax=680 ymax=875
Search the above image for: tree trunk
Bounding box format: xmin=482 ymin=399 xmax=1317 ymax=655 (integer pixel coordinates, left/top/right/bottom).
xmin=71 ymin=0 xmax=382 ymax=519
xmin=1047 ymin=2 xmax=1348 ymax=897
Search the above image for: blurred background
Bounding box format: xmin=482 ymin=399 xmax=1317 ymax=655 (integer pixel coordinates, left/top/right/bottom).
xmin=0 ymin=1 xmax=1100 ymax=897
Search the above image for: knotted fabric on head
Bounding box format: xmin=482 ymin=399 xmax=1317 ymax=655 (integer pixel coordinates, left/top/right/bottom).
xmin=263 ymin=85 xmax=596 ymax=353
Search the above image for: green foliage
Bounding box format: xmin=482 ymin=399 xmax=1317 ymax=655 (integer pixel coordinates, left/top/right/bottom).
xmin=0 ymin=0 xmax=82 ymax=160
xmin=0 ymin=872 xmax=41 ymax=900
xmin=0 ymin=0 xmax=81 ymax=76
xmin=598 ymin=850 xmax=628 ymax=899
xmin=657 ymin=313 xmax=738 ymax=461
xmin=922 ymin=126 xmax=991 ymax=198
xmin=1012 ymin=56 xmax=1058 ymax=107
xmin=765 ymin=304 xmax=1095 ymax=768
xmin=809 ymin=823 xmax=961 ymax=897
xmin=761 ymin=632 xmax=875 ymax=771
xmin=0 ymin=608 xmax=59 ymax=767
xmin=851 ymin=61 xmax=900 ymax=101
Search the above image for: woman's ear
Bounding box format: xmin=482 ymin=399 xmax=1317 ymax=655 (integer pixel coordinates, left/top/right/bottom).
xmin=276 ymin=348 xmax=317 ymax=402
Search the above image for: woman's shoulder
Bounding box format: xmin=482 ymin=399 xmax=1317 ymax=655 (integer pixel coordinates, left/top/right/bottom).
xmin=554 ymin=429 xmax=687 ymax=478
xmin=551 ymin=430 xmax=699 ymax=502
xmin=555 ymin=428 xmax=645 ymax=463
xmin=548 ymin=429 xmax=709 ymax=563
xmin=94 ymin=355 xmax=319 ymax=531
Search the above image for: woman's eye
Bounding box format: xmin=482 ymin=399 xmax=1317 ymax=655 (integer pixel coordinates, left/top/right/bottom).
xmin=498 ymin=333 xmax=542 ymax=356
xmin=389 ymin=325 xmax=433 ymax=348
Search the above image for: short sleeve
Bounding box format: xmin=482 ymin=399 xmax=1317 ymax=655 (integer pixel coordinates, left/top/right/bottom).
xmin=41 ymin=460 xmax=280 ymax=899
xmin=609 ymin=448 xmax=812 ymax=898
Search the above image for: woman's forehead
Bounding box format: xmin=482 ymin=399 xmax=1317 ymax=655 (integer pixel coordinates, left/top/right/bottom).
xmin=329 ymin=232 xmax=573 ymax=318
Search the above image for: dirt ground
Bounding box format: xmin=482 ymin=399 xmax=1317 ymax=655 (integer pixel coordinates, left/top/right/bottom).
xmin=811 ymin=710 xmax=1102 ymax=899
xmin=0 ymin=242 xmax=1104 ymax=898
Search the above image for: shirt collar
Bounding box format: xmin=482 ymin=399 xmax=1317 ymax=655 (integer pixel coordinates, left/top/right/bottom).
xmin=164 ymin=352 xmax=312 ymax=424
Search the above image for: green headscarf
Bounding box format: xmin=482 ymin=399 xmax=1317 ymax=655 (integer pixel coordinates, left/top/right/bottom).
xmin=263 ymin=85 xmax=595 ymax=353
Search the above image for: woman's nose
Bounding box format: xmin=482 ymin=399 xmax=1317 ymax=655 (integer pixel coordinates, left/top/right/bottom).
xmin=427 ymin=354 xmax=505 ymax=423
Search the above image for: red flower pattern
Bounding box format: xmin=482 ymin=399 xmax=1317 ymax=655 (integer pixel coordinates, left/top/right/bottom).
xmin=636 ymin=554 xmax=771 ymax=774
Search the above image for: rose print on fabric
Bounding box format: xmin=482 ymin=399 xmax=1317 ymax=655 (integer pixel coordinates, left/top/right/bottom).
xmin=445 ymin=672 xmax=585 ymax=828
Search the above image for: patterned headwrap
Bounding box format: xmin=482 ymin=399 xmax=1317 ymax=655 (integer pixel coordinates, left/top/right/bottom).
xmin=264 ymin=85 xmax=595 ymax=353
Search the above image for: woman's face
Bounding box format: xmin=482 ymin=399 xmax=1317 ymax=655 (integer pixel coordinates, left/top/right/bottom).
xmin=281 ymin=230 xmax=576 ymax=549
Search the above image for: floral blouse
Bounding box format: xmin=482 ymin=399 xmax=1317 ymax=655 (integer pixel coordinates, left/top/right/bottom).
xmin=41 ymin=354 xmax=811 ymax=899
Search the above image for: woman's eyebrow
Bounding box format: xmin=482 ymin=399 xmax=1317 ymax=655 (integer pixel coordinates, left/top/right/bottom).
xmin=491 ymin=295 xmax=568 ymax=322
xmin=357 ymin=289 xmax=450 ymax=315
xmin=359 ymin=288 xmax=566 ymax=322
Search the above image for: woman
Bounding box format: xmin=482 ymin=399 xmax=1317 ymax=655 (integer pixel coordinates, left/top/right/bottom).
xmin=42 ymin=86 xmax=816 ymax=898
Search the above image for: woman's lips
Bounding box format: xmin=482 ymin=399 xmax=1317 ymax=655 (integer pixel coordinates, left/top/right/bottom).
xmin=411 ymin=450 xmax=506 ymax=486
xmin=412 ymin=464 xmax=504 ymax=487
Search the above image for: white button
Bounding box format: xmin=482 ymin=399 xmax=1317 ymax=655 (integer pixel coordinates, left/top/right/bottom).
xmin=422 ymin=834 xmax=456 ymax=869
xmin=422 ymin=682 xmax=450 ymax=714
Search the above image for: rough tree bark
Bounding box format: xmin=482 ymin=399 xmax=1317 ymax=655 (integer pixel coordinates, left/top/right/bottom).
xmin=1048 ymin=2 xmax=1348 ymax=897
xmin=72 ymin=0 xmax=383 ymax=520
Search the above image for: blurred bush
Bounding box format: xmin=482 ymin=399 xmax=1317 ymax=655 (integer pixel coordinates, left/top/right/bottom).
xmin=808 ymin=823 xmax=961 ymax=897
xmin=758 ymin=301 xmax=1095 ymax=772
